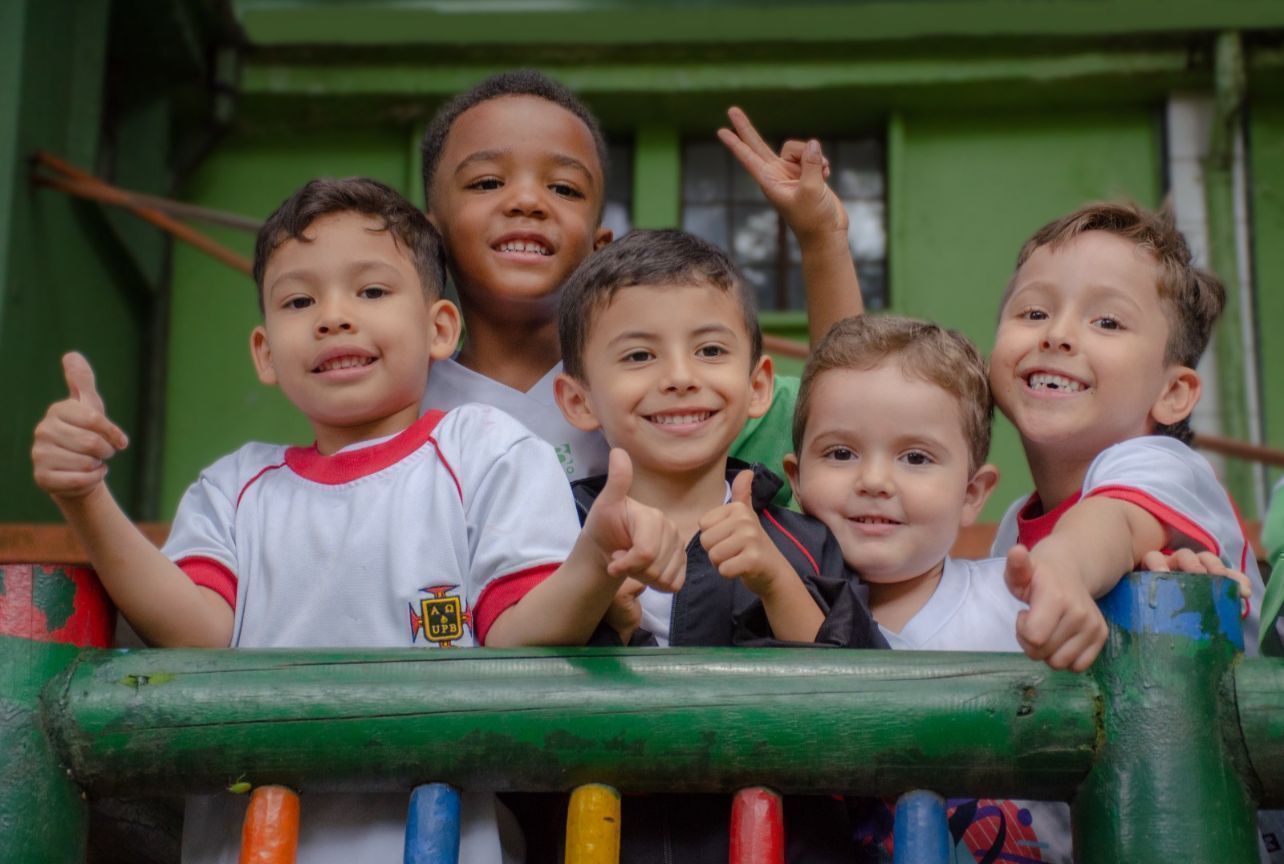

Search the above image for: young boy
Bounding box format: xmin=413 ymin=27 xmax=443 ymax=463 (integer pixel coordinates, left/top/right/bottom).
xmin=986 ymin=202 xmax=1271 ymax=669
xmin=784 ymin=314 xmax=1072 ymax=863
xmin=31 ymin=177 xmax=684 ymax=864
xmin=553 ymin=229 xmax=884 ymax=862
xmin=418 ymin=69 xmax=863 ymax=487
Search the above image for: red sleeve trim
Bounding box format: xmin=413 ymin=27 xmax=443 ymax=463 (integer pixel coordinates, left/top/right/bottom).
xmin=1086 ymin=485 xmax=1221 ymax=557
xmin=473 ymin=563 xmax=559 ymax=645
xmin=762 ymin=510 xmax=820 ymax=575
xmin=177 ymin=556 xmax=237 ymax=609
xmin=237 ymin=462 xmax=286 ymax=508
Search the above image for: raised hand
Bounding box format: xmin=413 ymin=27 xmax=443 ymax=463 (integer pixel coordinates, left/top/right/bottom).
xmin=32 ymin=352 xmax=130 ymax=499
xmin=582 ymin=448 xmax=686 ymax=593
xmin=1005 ymin=544 xmax=1108 ymax=672
xmin=717 ymin=106 xmax=847 ymax=240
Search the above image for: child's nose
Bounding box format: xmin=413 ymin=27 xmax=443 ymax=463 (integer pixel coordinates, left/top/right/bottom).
xmin=661 ymin=356 xmax=698 ymax=392
xmin=504 ymin=178 xmax=548 ymax=218
xmin=1039 ymin=321 xmax=1075 ymax=352
xmin=856 ymin=460 xmax=894 ymax=495
xmin=315 ymin=298 xmax=355 ymax=335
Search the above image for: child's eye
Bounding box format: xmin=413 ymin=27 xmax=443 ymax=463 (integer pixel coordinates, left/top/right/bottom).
xmin=1093 ymin=315 xmax=1122 ymax=331
xmin=902 ymin=450 xmax=935 ymax=466
xmin=622 ymin=349 xmax=654 ymax=363
xmin=823 ymin=446 xmax=856 ymax=462
xmin=359 ymin=285 xmax=388 ymax=300
xmin=1019 ymin=307 xmax=1048 ymax=321
xmin=467 ymin=177 xmax=502 ymax=191
xmin=696 ymin=344 xmax=726 ymax=359
xmin=550 ymin=182 xmax=583 ymax=199
xmin=283 ymin=296 xmax=313 ymax=310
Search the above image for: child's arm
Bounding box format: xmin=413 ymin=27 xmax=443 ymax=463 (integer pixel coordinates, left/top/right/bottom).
xmin=1004 ymin=495 xmax=1170 ymax=671
xmin=483 ymin=449 xmax=686 ymax=647
xmin=718 ymin=107 xmax=862 ymax=344
xmin=699 ymin=470 xmax=825 ymax=642
xmin=32 ymin=353 xmax=233 ymax=647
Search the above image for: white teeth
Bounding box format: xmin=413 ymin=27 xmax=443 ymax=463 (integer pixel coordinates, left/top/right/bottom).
xmin=1028 ymin=372 xmax=1084 ymax=392
xmin=650 ymin=412 xmax=711 ymax=426
xmin=316 ymin=356 xmax=373 ymax=372
xmin=497 ymin=240 xmax=551 ymax=256
xmin=855 ymin=516 xmax=897 ymax=525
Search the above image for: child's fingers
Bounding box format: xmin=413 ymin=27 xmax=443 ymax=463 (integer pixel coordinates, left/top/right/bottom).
xmin=1139 ymin=550 xmax=1171 ymax=572
xmin=717 ymin=128 xmax=775 ymax=190
xmin=779 ymin=140 xmax=830 ymax=177
xmin=798 ymin=139 xmax=826 ymax=195
xmin=725 ymin=106 xmax=775 ymax=161
xmin=34 ymin=465 xmax=109 ymax=497
xmin=1003 ymin=545 xmax=1035 ymax=602
xmin=62 ymin=351 xmax=106 ymax=414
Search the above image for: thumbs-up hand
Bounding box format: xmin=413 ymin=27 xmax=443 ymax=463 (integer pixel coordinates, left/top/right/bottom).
xmin=699 ymin=469 xmax=795 ymax=597
xmin=1005 ymin=544 xmax=1108 ymax=673
xmin=582 ymin=448 xmax=686 ymax=593
xmin=32 ymin=352 xmax=130 ymax=499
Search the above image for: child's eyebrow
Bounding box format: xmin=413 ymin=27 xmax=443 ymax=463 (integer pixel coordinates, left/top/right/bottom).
xmin=266 ymin=259 xmax=400 ymax=295
xmin=452 ymin=148 xmax=597 ymax=185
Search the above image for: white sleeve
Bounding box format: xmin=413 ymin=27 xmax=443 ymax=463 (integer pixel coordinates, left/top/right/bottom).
xmin=439 ymin=406 xmax=580 ymax=604
xmin=1082 ymin=437 xmax=1242 ymax=563
xmin=160 ymin=453 xmax=242 ymax=571
xmin=990 ymin=496 xmax=1027 ymax=557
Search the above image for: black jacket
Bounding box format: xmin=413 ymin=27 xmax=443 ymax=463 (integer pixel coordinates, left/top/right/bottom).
xmin=506 ymin=460 xmax=885 ymax=864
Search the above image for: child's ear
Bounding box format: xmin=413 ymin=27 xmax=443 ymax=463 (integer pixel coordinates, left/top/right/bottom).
xmin=1151 ymin=365 xmax=1201 ymax=428
xmin=782 ymin=453 xmax=801 ymax=497
xmin=250 ymin=326 xmax=277 ymax=387
xmin=554 ymin=372 xmax=603 ymax=433
xmin=746 ymin=354 xmax=774 ymax=420
xmin=593 ymin=226 xmax=613 ymax=251
xmin=959 ymin=463 xmax=1000 ymax=528
xmin=428 ymin=299 xmax=463 ymax=360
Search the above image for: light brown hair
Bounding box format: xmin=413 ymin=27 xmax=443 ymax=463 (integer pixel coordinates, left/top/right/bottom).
xmin=794 ymin=315 xmax=993 ymax=473
xmin=1004 ymin=201 xmax=1225 ymax=443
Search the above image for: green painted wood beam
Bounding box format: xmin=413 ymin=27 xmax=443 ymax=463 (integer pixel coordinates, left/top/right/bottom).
xmin=48 ymin=647 xmax=1099 ymax=800
xmin=230 ymin=1 xmax=1284 ymax=46
xmin=239 ymin=49 xmax=1198 ymax=98
xmin=1234 ymin=658 xmax=1284 ymax=808
xmin=631 ymin=125 xmax=679 ymax=229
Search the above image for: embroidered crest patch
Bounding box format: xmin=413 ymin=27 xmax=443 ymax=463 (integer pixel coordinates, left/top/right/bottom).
xmin=408 ymin=585 xmax=472 ymax=647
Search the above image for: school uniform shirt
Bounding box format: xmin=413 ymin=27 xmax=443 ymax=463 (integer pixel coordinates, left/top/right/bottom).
xmin=851 ymin=556 xmax=1071 ymax=864
xmin=164 ymin=404 xmax=580 ymax=864
xmin=990 ymin=435 xmax=1271 ymax=652
xmin=422 ymin=356 xmax=610 ymax=482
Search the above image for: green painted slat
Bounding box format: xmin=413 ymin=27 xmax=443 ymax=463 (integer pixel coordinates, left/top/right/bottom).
xmin=231 ymin=1 xmax=1284 ymax=46
xmin=49 ymin=646 xmax=1098 ymax=800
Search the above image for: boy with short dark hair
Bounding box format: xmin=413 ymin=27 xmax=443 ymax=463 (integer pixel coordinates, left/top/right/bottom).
xmin=553 ymin=228 xmax=883 ymax=862
xmin=987 ymin=201 xmax=1270 ymax=670
xmin=785 ymin=313 xmax=1072 ymax=863
xmin=419 ymin=69 xmax=864 ymax=487
xmin=32 ymin=176 xmax=684 ymax=864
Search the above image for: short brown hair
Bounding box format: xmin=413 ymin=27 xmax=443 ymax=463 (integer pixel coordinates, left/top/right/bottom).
xmin=1005 ymin=201 xmax=1225 ymax=443
xmin=793 ymin=315 xmax=993 ymax=474
xmin=558 ymin=229 xmax=763 ymax=381
xmin=253 ymin=177 xmax=445 ymax=313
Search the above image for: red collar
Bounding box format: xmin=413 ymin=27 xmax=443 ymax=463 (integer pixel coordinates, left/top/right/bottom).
xmin=284 ymin=410 xmax=445 ymax=485
xmin=1016 ymin=489 xmax=1083 ymax=549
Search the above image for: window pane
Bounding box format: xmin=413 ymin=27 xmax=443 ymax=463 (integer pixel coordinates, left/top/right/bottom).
xmin=834 ymin=139 xmax=884 ymax=198
xmin=731 ymin=206 xmax=778 ymax=265
xmin=846 ymin=200 xmax=886 ymax=261
xmin=683 ymin=204 xmax=729 ymax=250
xmin=604 ymin=139 xmax=633 ymax=238
xmin=741 ymin=265 xmax=776 ymax=311
xmin=683 ymin=141 xmax=728 ymax=203
xmin=856 ymin=260 xmax=887 ymax=311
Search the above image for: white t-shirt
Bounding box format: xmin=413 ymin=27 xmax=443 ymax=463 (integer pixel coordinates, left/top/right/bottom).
xmin=164 ymin=404 xmax=580 ymax=864
xmin=991 ymin=435 xmax=1271 ymax=652
xmin=422 ymin=357 xmax=610 ymax=482
xmin=880 ymin=557 xmax=1071 ymax=864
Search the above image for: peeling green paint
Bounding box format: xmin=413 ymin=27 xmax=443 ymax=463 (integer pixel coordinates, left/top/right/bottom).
xmin=32 ymin=568 xmax=76 ymax=632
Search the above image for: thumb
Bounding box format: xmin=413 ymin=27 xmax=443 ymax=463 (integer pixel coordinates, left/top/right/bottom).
xmin=620 ymin=576 xmax=647 ymax=601
xmin=63 ymin=352 xmax=104 ymax=413
xmin=1005 ymin=544 xmax=1035 ymax=602
xmin=598 ymin=448 xmax=633 ymax=507
xmin=799 ymin=139 xmax=825 ymax=193
xmin=731 ymin=469 xmax=754 ymax=506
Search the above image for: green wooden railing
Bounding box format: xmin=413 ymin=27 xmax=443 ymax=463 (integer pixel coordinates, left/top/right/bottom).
xmin=1 ymin=564 xmax=1278 ymax=862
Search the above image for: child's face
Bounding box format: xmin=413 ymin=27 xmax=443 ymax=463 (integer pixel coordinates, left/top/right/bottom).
xmin=428 ymin=95 xmax=612 ymax=315
xmin=251 ymin=211 xmax=460 ymax=453
xmin=990 ymin=230 xmax=1195 ymax=460
xmin=556 ymin=282 xmax=772 ymax=479
xmin=785 ymin=363 xmax=995 ymax=586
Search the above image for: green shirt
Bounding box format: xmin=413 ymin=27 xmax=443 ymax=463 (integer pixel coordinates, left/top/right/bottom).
xmin=729 ymin=373 xmax=800 ymax=509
